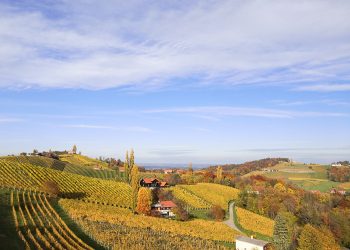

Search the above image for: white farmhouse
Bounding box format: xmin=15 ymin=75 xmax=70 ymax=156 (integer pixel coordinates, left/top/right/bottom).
xmin=235 ymin=236 xmax=269 ymax=250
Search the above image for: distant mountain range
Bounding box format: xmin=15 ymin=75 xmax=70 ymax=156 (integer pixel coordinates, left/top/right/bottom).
xmin=139 ymin=163 xmax=212 ymax=169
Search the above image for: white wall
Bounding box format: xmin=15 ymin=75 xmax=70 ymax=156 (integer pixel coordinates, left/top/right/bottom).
xmin=236 ymin=239 xmax=264 ymax=250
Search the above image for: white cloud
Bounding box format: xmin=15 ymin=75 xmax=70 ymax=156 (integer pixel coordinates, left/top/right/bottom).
xmin=144 ymin=106 xmax=347 ymax=119
xmin=294 ymin=83 xmax=350 ymax=92
xmin=0 ymin=1 xmax=349 ymax=89
xmin=0 ymin=117 xmax=23 ymax=123
xmin=63 ymin=124 xmax=151 ymax=132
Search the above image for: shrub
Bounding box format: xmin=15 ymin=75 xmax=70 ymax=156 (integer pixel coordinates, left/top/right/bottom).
xmin=41 ymin=180 xmax=60 ymax=197
xmin=208 ymin=205 xmax=225 ymax=221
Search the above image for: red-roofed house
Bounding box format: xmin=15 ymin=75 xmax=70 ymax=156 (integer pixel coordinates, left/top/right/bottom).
xmin=140 ymin=178 xmax=168 ymax=188
xmin=140 ymin=178 xmax=160 ymax=188
xmin=160 ymin=182 xmax=169 ymax=188
xmin=152 ymin=200 xmax=177 ymax=217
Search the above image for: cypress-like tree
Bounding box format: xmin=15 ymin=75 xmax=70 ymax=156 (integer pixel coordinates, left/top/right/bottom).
xmin=273 ymin=213 xmax=290 ymax=250
xmin=129 ymin=149 xmax=135 ymax=182
xmin=216 ymin=166 xmax=223 ymax=182
xmin=124 ymin=150 xmax=129 ymax=183
xmin=72 ymin=145 xmax=77 ymax=154
xmin=131 ymin=164 xmax=139 ymax=211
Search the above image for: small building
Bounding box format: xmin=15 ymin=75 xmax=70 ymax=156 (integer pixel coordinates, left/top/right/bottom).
xmin=176 ymin=169 xmax=186 ymax=174
xmin=235 ymin=236 xmax=269 ymax=250
xmin=140 ymin=178 xmax=160 ymax=188
xmin=163 ymin=169 xmax=174 ymax=174
xmin=118 ymin=166 xmax=125 ymax=173
xmin=330 ymin=188 xmax=346 ymax=195
xmin=331 ymin=163 xmax=342 ymax=167
xmin=152 ymin=200 xmax=177 ymax=218
xmin=160 ymin=181 xmax=169 ymax=188
xmin=140 ymin=178 xmax=168 ymax=188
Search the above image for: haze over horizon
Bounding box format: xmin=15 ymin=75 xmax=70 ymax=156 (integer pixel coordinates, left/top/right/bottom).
xmin=0 ymin=0 xmax=349 ymax=164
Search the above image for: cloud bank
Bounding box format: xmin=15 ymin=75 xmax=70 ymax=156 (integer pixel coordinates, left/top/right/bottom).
xmin=0 ymin=0 xmax=350 ymax=90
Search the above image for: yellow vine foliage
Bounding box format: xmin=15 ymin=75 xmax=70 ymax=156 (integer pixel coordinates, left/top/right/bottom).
xmin=170 ymin=186 xmax=211 ymax=209
xmin=9 ymin=189 xmax=92 ymax=250
xmin=180 ymin=183 xmax=240 ymax=210
xmin=236 ymin=207 xmax=275 ymax=237
xmin=0 ymin=158 xmax=133 ymax=208
xmin=59 ymin=199 xmax=241 ymax=243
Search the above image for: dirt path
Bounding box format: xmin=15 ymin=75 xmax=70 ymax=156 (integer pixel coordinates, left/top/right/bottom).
xmin=223 ymin=202 xmax=244 ymax=234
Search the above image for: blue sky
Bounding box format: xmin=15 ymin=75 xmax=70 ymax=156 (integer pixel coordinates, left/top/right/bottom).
xmin=0 ymin=0 xmax=349 ymax=164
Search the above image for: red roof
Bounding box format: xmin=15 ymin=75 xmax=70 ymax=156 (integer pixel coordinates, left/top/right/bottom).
xmin=160 ymin=181 xmax=168 ymax=187
xmin=160 ymin=201 xmax=177 ymax=208
xmin=143 ymin=178 xmax=159 ymax=184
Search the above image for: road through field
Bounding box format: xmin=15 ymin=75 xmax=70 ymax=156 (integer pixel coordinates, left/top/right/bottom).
xmin=224 ymin=202 xmax=243 ymax=234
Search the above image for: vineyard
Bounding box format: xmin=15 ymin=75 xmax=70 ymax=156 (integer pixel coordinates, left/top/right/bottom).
xmin=235 ymin=206 xmax=275 ymax=237
xmin=177 ymin=183 xmax=240 ymax=210
xmin=60 ymin=154 xmax=109 ymax=169
xmin=59 ymin=199 xmax=241 ymax=243
xmin=76 ymin=219 xmax=229 ymax=250
xmin=0 ymin=188 xmax=94 ymax=250
xmin=0 ymin=158 xmax=132 ymax=208
xmin=2 ymin=156 xmax=119 ymax=180
xmin=170 ymin=186 xmax=211 ymax=209
xmin=62 ymin=164 xmax=120 ymax=180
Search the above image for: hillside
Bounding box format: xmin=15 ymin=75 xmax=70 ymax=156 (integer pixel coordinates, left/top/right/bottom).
xmin=2 ymin=155 xmax=119 ymax=180
xmin=207 ymin=158 xmax=289 ymax=175
xmin=243 ymin=161 xmax=345 ymax=192
xmin=59 ymin=154 xmax=109 ymax=169
xmin=0 ymin=156 xmax=243 ymax=249
xmin=0 ymin=157 xmax=132 ymax=207
xmin=171 ymin=183 xmax=240 ymax=211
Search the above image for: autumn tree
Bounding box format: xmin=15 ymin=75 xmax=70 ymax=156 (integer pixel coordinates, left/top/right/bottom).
xmin=273 ymin=213 xmax=290 ymax=250
xmin=216 ymin=166 xmax=223 ymax=182
xmin=131 ymin=164 xmax=140 ymax=211
xmin=128 ymin=149 xmax=135 ymax=183
xmin=208 ymin=205 xmax=225 ymax=221
xmin=297 ymin=224 xmax=340 ymax=250
xmin=124 ymin=150 xmax=129 ymax=183
xmin=172 ymin=202 xmax=189 ymax=221
xmin=41 ymin=180 xmax=60 ymax=197
xmin=136 ymin=187 xmax=152 ymax=215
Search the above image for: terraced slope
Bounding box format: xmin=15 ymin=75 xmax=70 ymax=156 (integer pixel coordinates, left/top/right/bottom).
xmin=60 ymin=154 xmax=109 ymax=169
xmin=170 ymin=186 xmax=211 ymax=209
xmin=235 ymin=207 xmax=275 ymax=237
xmin=176 ymin=183 xmax=240 ymax=210
xmin=0 ymin=158 xmax=132 ymax=208
xmin=62 ymin=164 xmax=119 ymax=180
xmin=2 ymin=156 xmax=119 ymax=180
xmin=60 ymin=199 xmax=241 ymax=244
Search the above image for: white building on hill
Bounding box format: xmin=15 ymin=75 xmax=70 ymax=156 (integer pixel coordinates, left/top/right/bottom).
xmin=235 ymin=236 xmax=270 ymax=250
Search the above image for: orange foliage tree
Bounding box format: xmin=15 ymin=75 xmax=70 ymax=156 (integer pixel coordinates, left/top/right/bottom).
xmin=136 ymin=187 xmax=152 ymax=215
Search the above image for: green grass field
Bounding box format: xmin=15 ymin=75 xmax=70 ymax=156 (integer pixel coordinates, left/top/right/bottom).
xmin=244 ymin=162 xmax=340 ymax=192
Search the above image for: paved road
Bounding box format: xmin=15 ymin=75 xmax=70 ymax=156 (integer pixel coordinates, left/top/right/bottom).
xmin=223 ymin=202 xmax=244 ymax=234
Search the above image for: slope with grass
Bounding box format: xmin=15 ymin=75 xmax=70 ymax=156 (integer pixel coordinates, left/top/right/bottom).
xmin=59 ymin=198 xmax=241 ymax=244
xmin=244 ymin=162 xmax=340 ymax=192
xmin=235 ymin=206 xmax=275 ymax=238
xmin=0 ymin=158 xmax=132 ymax=208
xmin=0 ymin=188 xmax=98 ymax=250
xmin=60 ymin=154 xmax=109 ymax=169
xmin=3 ymin=155 xmax=119 ymax=180
xmin=178 ymin=183 xmax=240 ymax=210
xmin=170 ymin=185 xmax=212 ymax=209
